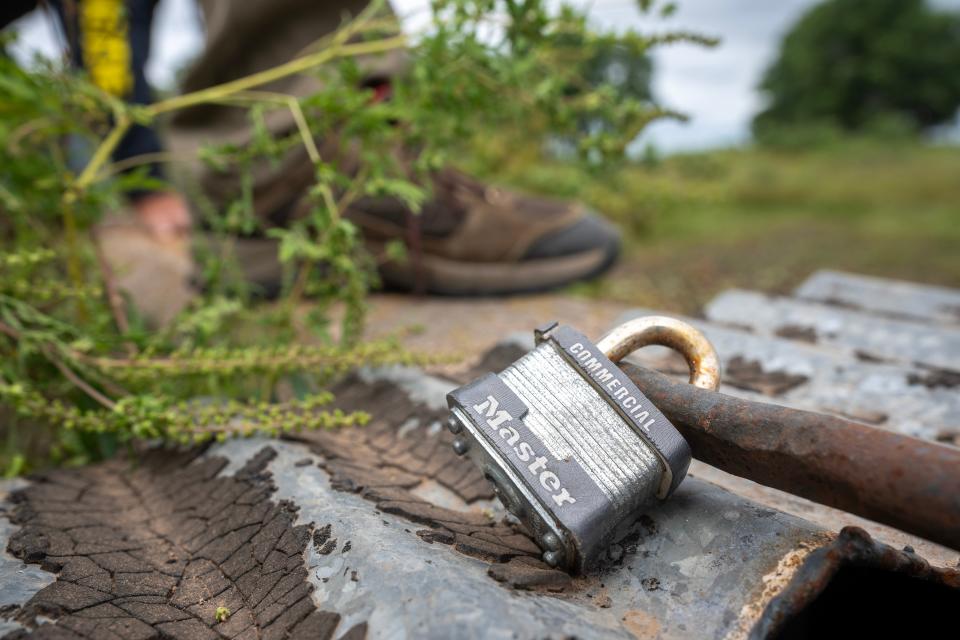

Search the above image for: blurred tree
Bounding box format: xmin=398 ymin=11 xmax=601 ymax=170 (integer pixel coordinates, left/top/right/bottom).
xmin=583 ymin=41 xmax=654 ymax=104
xmin=570 ymin=39 xmax=654 ymax=140
xmin=753 ymin=0 xmax=960 ymax=138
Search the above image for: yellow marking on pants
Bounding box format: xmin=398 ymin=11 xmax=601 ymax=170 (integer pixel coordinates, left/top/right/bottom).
xmin=80 ymin=0 xmax=133 ymax=97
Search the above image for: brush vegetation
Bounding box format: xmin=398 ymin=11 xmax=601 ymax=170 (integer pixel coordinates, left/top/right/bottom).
xmin=0 ymin=0 xmax=704 ymax=473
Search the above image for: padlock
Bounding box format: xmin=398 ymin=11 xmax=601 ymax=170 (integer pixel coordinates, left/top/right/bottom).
xmin=446 ymin=317 xmax=721 ymax=573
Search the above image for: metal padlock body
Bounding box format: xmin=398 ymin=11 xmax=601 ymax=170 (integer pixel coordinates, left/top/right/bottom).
xmin=446 ymin=322 xmax=692 ymax=573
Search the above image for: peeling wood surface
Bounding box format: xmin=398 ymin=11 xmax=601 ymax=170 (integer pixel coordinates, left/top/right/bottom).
xmin=0 ymin=371 xmax=835 ymax=640
xmin=796 ymin=270 xmax=960 ymax=325
xmin=1 ymin=448 xmax=361 ymax=640
xmin=611 ymin=308 xmax=960 ymax=442
xmin=705 ymin=289 xmax=960 ymax=372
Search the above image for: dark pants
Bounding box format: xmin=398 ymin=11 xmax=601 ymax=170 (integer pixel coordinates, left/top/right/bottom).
xmin=4 ymin=1 xmax=401 ymax=211
xmin=3 ymin=0 xmax=164 ymax=187
xmin=167 ymin=0 xmax=404 ymax=220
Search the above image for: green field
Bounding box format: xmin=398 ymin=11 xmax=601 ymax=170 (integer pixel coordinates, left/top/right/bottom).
xmin=477 ymin=140 xmax=960 ymax=313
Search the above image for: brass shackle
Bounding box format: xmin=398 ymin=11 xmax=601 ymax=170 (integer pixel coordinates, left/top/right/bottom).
xmin=596 ymin=316 xmax=722 ymax=391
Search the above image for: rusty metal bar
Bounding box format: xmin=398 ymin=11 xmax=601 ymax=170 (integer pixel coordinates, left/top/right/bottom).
xmin=619 ymin=362 xmax=960 ymax=551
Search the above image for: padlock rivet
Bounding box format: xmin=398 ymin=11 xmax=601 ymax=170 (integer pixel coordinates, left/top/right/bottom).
xmin=452 ymin=438 xmax=469 ymax=456
xmin=542 ymin=550 xmax=562 ymax=567
xmin=542 ymin=532 xmax=561 ymax=551
xmin=445 ymin=415 xmax=462 ymax=434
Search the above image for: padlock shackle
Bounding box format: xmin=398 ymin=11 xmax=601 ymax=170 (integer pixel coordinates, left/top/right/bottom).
xmin=597 ymin=316 xmax=721 ymax=391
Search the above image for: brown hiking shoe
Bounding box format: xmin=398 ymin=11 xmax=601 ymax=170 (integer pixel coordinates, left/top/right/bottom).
xmin=349 ymin=168 xmax=620 ymax=295
xmin=192 ymin=168 xmax=620 ymax=299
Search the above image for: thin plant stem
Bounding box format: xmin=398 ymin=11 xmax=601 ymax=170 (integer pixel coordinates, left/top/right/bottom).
xmin=61 ymin=201 xmax=87 ymax=322
xmin=146 ymin=36 xmax=406 ymax=117
xmin=0 ymin=319 xmax=126 ymax=406
xmin=90 ymin=227 xmax=135 ymax=355
xmin=215 ymin=91 xmax=321 ymax=165
xmin=97 ymin=151 xmax=185 ymax=178
xmin=46 ymin=350 xmax=117 ymax=410
xmin=73 ymin=116 xmax=130 ymax=191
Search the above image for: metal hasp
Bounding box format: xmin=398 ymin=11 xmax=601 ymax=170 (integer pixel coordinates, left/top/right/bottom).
xmin=619 ymin=361 xmax=960 ymax=551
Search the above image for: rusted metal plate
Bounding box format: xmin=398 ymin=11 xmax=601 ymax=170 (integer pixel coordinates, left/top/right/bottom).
xmin=705 ymin=289 xmax=960 ymax=371
xmin=0 ymin=367 xmax=844 ymax=640
xmin=216 ymin=438 xmax=829 ymax=639
xmin=796 ymin=270 xmax=960 ymax=325
xmin=0 ymin=480 xmax=55 ymax=638
xmin=1 ymin=364 xmax=957 ymax=638
xmin=2 ymin=271 xmax=957 ymax=638
xmin=0 ymin=448 xmax=358 ymax=640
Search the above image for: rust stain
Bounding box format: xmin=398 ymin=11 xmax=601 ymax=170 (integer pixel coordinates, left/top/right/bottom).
xmin=598 ymin=316 xmax=721 ymax=391
xmin=622 ymin=609 xmax=662 ymax=639
xmin=730 ymin=536 xmax=828 ymax=640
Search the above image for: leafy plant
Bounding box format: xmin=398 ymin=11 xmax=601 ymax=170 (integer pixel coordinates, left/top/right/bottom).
xmin=0 ymin=0 xmax=709 ymax=472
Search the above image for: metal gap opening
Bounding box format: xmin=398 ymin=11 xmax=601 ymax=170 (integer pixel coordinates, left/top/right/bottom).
xmin=773 ymin=562 xmax=958 ymax=638
xmin=754 ymin=528 xmax=960 ymax=639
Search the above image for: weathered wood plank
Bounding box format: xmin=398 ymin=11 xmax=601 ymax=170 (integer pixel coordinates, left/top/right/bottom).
xmin=796 ymin=270 xmax=960 ymax=325
xmin=610 ymin=309 xmax=960 ymax=443
xmin=704 ymin=289 xmax=960 ymax=372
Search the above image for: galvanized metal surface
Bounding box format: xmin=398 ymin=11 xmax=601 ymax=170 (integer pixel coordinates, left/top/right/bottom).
xmin=212 ymin=436 xmax=831 ymax=640
xmin=685 ymin=461 xmax=958 ymax=565
xmin=796 ymin=269 xmax=960 ymax=325
xmin=706 ymin=289 xmax=960 ymax=371
xmin=0 ymin=479 xmax=55 ymax=638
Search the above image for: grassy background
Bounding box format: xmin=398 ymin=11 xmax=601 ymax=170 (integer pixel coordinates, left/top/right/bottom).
xmin=472 ymin=139 xmax=960 ymax=313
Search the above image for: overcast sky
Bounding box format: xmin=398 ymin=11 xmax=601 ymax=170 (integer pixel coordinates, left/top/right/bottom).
xmin=9 ymin=0 xmax=960 ymax=151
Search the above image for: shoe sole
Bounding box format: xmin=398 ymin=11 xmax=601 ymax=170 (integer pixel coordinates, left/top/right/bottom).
xmin=376 ymin=239 xmax=620 ymax=296
xmin=198 ymin=235 xmax=620 ymax=298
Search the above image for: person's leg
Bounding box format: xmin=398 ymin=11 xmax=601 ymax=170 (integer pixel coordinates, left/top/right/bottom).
xmin=168 ymin=0 xmax=402 ymax=224
xmin=168 ymin=0 xmax=620 ymax=295
xmin=63 ymin=0 xmax=194 ymax=323
xmin=53 ymin=0 xmax=190 ymax=241
xmin=181 ymin=0 xmax=380 ymax=93
xmin=118 ymin=0 xmax=191 ymax=241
